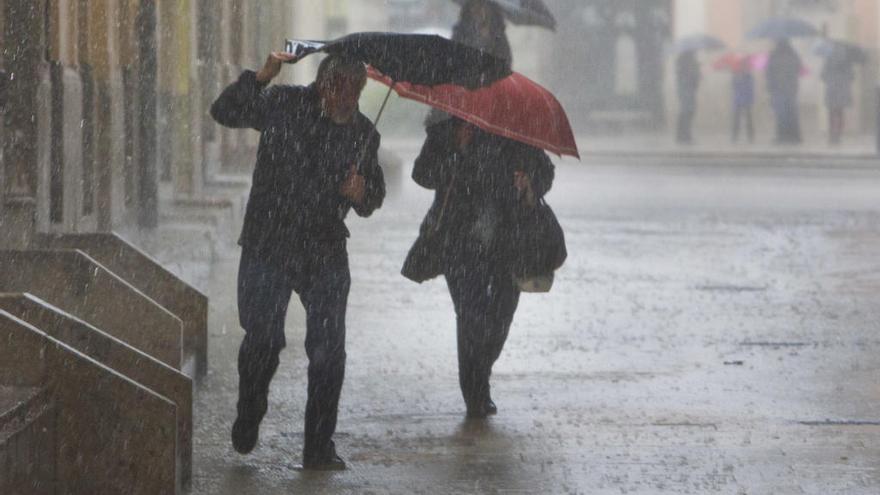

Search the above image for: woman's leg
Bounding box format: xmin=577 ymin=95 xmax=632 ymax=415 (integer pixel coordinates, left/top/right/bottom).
xmin=446 ymin=260 xmax=520 ymax=417
xmin=732 ymin=106 xmax=741 ymax=142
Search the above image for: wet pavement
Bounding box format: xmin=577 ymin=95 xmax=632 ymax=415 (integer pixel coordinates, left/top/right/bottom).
xmin=189 ymin=153 xmax=880 ymax=494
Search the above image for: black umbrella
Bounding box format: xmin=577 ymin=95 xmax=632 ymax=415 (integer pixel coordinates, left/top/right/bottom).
xmin=813 ymin=39 xmax=867 ymax=64
xmin=284 ymin=32 xmax=512 ymax=172
xmin=452 ymin=0 xmax=556 ymax=31
xmin=674 ymin=34 xmax=726 ymax=53
xmin=747 ymin=17 xmax=819 ymax=40
xmin=285 ymin=32 xmax=511 ymax=88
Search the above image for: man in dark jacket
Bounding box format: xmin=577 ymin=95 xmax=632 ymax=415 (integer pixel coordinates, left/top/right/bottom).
xmin=211 ymin=51 xmax=385 ymax=470
xmin=821 ymin=45 xmax=858 ymax=145
xmin=676 ymin=50 xmax=701 ymax=144
xmin=767 ymin=39 xmax=803 ymax=144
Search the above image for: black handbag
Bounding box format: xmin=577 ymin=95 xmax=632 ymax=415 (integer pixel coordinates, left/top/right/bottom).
xmin=401 ymin=232 xmax=443 ymax=283
xmin=508 ymin=198 xmax=567 ymax=279
xmin=401 ymin=177 xmax=456 ymax=283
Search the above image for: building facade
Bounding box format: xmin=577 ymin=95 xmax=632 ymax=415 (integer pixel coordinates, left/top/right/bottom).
xmin=0 ymin=0 xmax=326 ymax=250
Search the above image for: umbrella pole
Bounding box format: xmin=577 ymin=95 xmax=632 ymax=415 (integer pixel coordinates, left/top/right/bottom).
xmin=355 ymin=81 xmax=396 ymax=174
xmin=373 ymin=81 xmax=396 ymax=128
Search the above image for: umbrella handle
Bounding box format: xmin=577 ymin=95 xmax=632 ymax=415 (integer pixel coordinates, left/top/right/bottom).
xmin=355 ymin=81 xmax=396 ymax=174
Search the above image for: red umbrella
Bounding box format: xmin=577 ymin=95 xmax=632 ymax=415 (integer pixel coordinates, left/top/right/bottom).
xmin=367 ymin=67 xmax=579 ymax=159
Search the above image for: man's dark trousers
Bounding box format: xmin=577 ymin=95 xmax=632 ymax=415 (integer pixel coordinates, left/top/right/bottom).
xmin=236 ymin=240 xmax=350 ymax=458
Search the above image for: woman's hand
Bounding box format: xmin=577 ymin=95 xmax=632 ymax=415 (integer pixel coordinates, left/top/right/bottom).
xmin=340 ymin=163 xmax=367 ymax=205
xmin=255 ymin=52 xmax=299 ymax=83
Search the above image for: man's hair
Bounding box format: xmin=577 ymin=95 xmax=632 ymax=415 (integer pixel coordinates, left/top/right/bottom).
xmin=316 ymin=54 xmax=367 ymax=87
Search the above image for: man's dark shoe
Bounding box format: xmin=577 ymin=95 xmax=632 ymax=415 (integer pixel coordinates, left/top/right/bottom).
xmin=302 ymin=453 xmax=347 ymax=471
xmin=303 ymin=442 xmax=347 ymax=471
xmin=232 ymin=393 xmax=268 ymax=454
xmin=231 ymin=416 xmax=261 ymax=454
xmin=466 ymin=398 xmax=497 ymax=419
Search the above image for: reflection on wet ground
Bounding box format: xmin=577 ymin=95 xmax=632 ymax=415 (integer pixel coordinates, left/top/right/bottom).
xmin=191 ymin=157 xmax=880 ymax=494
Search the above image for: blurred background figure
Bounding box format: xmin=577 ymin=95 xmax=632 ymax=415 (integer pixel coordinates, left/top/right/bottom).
xmin=451 ymin=0 xmax=513 ymax=61
xmin=672 ymin=34 xmax=724 ymax=145
xmin=425 ymin=0 xmax=512 ymax=129
xmin=766 ymin=39 xmax=803 ymax=144
xmin=731 ymin=55 xmax=756 ymax=144
xmin=819 ymin=41 xmax=865 ymax=146
xmin=676 ymin=49 xmax=701 ymax=144
xmin=713 ymin=51 xmax=756 ymax=144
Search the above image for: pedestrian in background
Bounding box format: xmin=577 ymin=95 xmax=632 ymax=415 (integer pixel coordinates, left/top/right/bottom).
xmin=731 ymin=56 xmax=755 ymax=143
xmin=821 ymin=44 xmax=858 ymax=145
xmin=766 ymin=39 xmax=803 ymax=144
xmin=676 ymin=49 xmax=701 ymax=144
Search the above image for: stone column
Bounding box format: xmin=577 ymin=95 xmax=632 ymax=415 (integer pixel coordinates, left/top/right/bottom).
xmin=2 ymin=1 xmax=48 ymax=248
xmin=136 ymin=0 xmax=159 ymax=228
xmin=85 ymin=0 xmax=127 ymax=231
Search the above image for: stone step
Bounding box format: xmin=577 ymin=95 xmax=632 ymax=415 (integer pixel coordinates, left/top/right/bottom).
xmin=0 ymin=250 xmax=184 ymax=370
xmin=36 ymin=232 xmax=209 ymax=379
xmin=0 ymin=385 xmax=56 ymax=495
xmin=0 ymin=312 xmax=179 ymax=494
xmin=204 ymin=172 xmax=250 ymax=191
xmin=0 ymin=293 xmax=194 ymax=488
xmin=160 ymin=196 xmax=238 ymax=238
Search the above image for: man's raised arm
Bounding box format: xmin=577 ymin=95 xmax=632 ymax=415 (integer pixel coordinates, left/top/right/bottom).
xmin=210 ymin=51 xmax=298 ymax=131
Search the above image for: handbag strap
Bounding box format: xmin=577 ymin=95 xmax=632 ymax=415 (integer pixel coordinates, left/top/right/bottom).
xmin=433 ymin=173 xmax=457 ymax=233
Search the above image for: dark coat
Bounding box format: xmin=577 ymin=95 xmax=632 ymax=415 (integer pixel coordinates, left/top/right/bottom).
xmin=211 ymin=70 xmax=385 ymax=259
xmin=732 ymin=72 xmax=755 ymax=108
xmin=766 ymin=42 xmax=801 ymax=104
xmin=821 ymin=53 xmax=855 ymax=110
xmin=402 ymin=118 xmax=554 ymax=281
xmin=676 ymin=52 xmax=701 ymax=110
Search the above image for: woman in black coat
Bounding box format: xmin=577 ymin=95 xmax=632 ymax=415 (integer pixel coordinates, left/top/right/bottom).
xmin=403 ymin=0 xmax=555 ymax=418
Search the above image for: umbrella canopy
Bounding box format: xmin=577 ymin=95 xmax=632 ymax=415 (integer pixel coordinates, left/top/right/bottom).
xmin=285 ymin=32 xmax=511 ymax=87
xmin=675 ymin=34 xmax=726 ymax=53
xmin=813 ymin=39 xmax=867 ymax=64
xmin=412 ymin=25 xmax=453 ymax=39
xmin=748 ymin=53 xmax=811 ymax=77
xmin=368 ymin=67 xmax=579 ymax=159
xmin=747 ymin=17 xmax=819 ymax=40
xmin=712 ymin=53 xmax=755 ymax=72
xmin=452 ymin=0 xmax=556 ymax=30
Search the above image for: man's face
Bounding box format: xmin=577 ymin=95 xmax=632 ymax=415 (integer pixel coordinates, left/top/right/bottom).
xmin=319 ymin=73 xmax=366 ymax=125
